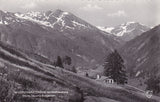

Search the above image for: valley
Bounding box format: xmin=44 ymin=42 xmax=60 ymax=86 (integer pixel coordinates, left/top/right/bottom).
xmin=0 ymin=9 xmax=160 ymax=102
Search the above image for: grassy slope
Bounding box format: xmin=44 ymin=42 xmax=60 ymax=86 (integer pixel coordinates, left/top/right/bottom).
xmin=0 ymin=42 xmax=160 ymax=102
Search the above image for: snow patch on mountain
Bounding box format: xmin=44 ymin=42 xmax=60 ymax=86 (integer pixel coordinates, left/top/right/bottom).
xmin=97 ymin=26 xmax=114 ymax=33
xmin=52 ymin=12 xmax=69 ymax=28
xmin=135 ymin=71 xmax=141 ymax=77
xmin=116 ymin=26 xmax=135 ymax=36
xmin=15 ymin=11 xmax=70 ymax=28
xmin=14 ymin=11 xmax=87 ymax=30
xmin=0 ymin=9 xmax=93 ymax=32
xmin=65 ymin=26 xmax=75 ymax=30
xmin=15 ymin=13 xmax=54 ymax=28
xmin=4 ymin=21 xmax=8 ymax=25
xmin=97 ymin=22 xmax=150 ymax=41
xmin=113 ymin=22 xmax=138 ymax=36
xmin=72 ymin=20 xmax=87 ymax=28
xmin=0 ymin=20 xmax=2 ymax=24
xmin=26 ymin=11 xmax=42 ymax=18
xmin=0 ymin=19 xmax=8 ymax=25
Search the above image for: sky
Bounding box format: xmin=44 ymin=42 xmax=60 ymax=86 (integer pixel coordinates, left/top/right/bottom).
xmin=0 ymin=0 xmax=160 ymax=27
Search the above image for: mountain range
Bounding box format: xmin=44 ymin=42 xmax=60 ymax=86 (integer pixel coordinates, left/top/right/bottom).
xmin=0 ymin=9 xmax=119 ymax=68
xmin=97 ymin=22 xmax=150 ymax=41
xmin=1 ymin=9 xmax=160 ymax=81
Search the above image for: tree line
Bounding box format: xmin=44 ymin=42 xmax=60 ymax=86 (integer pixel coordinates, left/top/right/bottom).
xmin=54 ymin=56 xmax=77 ymax=73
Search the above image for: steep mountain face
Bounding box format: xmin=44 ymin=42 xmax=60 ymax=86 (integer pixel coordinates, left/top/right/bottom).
xmin=97 ymin=22 xmax=150 ymax=41
xmin=0 ymin=9 xmax=118 ymax=68
xmin=120 ymin=25 xmax=160 ymax=78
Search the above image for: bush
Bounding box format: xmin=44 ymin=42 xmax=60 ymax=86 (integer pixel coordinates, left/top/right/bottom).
xmin=145 ymin=76 xmax=160 ymax=94
xmin=0 ymin=78 xmax=14 ymax=102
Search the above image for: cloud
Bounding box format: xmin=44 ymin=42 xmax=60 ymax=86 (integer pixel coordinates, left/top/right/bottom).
xmin=80 ymin=4 xmax=103 ymax=11
xmin=107 ymin=10 xmax=127 ymax=17
xmin=21 ymin=2 xmax=37 ymax=9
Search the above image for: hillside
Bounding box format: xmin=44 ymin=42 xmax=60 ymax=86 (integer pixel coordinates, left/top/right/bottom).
xmin=0 ymin=36 xmax=160 ymax=102
xmin=120 ymin=25 xmax=160 ymax=79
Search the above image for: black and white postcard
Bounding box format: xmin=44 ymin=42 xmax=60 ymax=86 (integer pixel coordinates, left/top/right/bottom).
xmin=0 ymin=0 xmax=160 ymax=102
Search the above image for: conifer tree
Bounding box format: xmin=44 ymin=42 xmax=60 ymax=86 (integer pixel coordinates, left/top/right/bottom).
xmin=63 ymin=56 xmax=72 ymax=65
xmin=71 ymin=66 xmax=77 ymax=73
xmin=104 ymin=50 xmax=127 ymax=84
xmin=56 ymin=56 xmax=63 ymax=68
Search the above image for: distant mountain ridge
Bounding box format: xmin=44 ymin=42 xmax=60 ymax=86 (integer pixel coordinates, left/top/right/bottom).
xmin=14 ymin=9 xmax=97 ymax=31
xmin=97 ymin=22 xmax=150 ymax=41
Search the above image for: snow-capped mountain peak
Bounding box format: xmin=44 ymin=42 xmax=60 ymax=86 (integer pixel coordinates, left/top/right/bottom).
xmin=14 ymin=10 xmax=68 ymax=28
xmin=15 ymin=11 xmax=54 ymax=28
xmin=13 ymin=9 xmax=93 ymax=31
xmin=115 ymin=22 xmax=138 ymax=36
xmin=97 ymin=26 xmax=114 ymax=33
xmin=97 ymin=22 xmax=150 ymax=41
